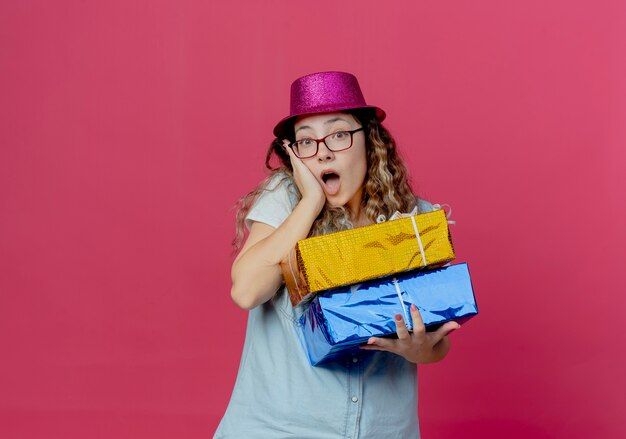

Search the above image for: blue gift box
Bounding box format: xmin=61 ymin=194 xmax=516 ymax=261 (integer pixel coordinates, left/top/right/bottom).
xmin=297 ymin=263 xmax=478 ymax=366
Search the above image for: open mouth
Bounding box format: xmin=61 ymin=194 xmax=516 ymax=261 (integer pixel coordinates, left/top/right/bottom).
xmin=321 ymin=170 xmax=341 ymax=196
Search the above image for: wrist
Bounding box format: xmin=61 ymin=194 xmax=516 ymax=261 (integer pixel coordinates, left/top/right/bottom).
xmin=299 ymin=194 xmax=325 ymax=216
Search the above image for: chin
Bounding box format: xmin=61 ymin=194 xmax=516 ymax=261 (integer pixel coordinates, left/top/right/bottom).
xmin=324 ymin=193 xmax=351 ymax=209
xmin=324 ymin=199 xmax=342 ymax=208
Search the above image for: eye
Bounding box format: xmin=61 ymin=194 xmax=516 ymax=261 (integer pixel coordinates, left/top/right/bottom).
xmin=297 ymin=138 xmax=314 ymax=147
xmin=332 ymin=131 xmax=348 ymax=139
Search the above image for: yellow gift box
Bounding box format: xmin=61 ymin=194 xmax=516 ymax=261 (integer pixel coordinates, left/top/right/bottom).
xmin=281 ymin=208 xmax=455 ymax=305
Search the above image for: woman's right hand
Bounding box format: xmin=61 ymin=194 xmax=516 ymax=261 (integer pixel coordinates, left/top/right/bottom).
xmin=231 ymin=144 xmax=328 ymax=310
xmin=283 ymin=139 xmax=326 ymax=215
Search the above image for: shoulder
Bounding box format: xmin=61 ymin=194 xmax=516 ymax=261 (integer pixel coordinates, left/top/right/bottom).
xmin=263 ymin=170 xmax=288 ymax=189
xmin=415 ymin=196 xmax=435 ymax=213
xmin=261 ymin=171 xmax=299 ymax=203
xmin=244 ymin=172 xmax=299 ymax=230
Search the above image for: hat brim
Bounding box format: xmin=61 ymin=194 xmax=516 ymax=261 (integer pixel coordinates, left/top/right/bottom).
xmin=273 ymin=105 xmax=386 ymax=138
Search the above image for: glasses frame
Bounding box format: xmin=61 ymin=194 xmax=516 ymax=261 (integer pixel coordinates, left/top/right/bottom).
xmin=288 ymin=127 xmax=364 ymax=159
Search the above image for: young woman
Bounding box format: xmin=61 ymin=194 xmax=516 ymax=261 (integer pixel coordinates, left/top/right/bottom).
xmin=215 ymin=71 xmax=459 ymax=439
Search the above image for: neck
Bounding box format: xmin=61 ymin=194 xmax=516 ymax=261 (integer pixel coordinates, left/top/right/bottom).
xmin=344 ymin=185 xmax=373 ymax=227
xmin=346 ymin=198 xmax=369 ymax=227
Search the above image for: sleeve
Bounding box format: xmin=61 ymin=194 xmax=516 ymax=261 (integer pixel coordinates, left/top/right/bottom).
xmin=245 ymin=174 xmax=297 ymax=231
xmin=416 ymin=197 xmax=435 ymax=213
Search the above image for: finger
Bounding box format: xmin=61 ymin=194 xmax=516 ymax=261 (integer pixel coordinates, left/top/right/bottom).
xmin=363 ymin=336 xmax=397 ymax=352
xmin=284 ymin=141 xmax=303 ymax=167
xmin=359 ymin=344 xmax=386 ymax=352
xmin=284 ymin=146 xmax=303 ymax=175
xmin=283 ymin=140 xmax=297 ymax=159
xmin=394 ymin=313 xmax=410 ymax=340
xmin=284 ymin=142 xmax=295 ymax=159
xmin=432 ymin=321 xmax=461 ymax=344
xmin=409 ymin=303 xmax=426 ymax=335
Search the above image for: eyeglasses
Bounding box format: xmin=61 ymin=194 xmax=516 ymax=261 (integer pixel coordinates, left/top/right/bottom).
xmin=288 ymin=127 xmax=364 ymax=159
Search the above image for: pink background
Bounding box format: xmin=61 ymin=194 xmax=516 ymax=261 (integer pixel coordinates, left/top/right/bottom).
xmin=1 ymin=1 xmax=625 ymax=437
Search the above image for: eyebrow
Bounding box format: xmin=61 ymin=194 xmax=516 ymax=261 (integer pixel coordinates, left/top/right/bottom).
xmin=294 ymin=117 xmax=351 ymax=134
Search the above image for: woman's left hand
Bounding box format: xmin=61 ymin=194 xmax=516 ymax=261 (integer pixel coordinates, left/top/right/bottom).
xmin=359 ymin=303 xmax=460 ymax=364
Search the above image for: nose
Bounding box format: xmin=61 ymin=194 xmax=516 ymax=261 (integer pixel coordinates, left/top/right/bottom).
xmin=316 ymin=140 xmax=335 ymax=162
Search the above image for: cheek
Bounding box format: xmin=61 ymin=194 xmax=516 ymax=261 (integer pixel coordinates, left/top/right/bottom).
xmin=351 ymin=147 xmax=368 ymax=184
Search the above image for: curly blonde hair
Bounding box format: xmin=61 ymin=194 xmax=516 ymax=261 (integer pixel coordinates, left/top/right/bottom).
xmin=232 ymin=109 xmax=420 ymax=252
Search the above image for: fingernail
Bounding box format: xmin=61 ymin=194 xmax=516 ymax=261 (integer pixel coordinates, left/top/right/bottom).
xmin=395 ymin=313 xmax=403 ymax=321
xmin=410 ymin=304 xmax=417 ymax=311
xmin=367 ymin=338 xmax=376 ymax=345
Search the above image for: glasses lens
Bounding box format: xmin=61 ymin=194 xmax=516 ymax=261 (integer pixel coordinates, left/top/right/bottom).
xmin=293 ymin=139 xmax=317 ymax=158
xmin=326 ymin=131 xmax=352 ymax=151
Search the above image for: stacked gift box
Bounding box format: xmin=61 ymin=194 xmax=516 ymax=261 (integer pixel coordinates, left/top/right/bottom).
xmin=281 ymin=208 xmax=479 ymax=366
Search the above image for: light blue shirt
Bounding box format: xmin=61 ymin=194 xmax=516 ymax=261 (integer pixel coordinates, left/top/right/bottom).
xmin=215 ymin=174 xmax=433 ymax=438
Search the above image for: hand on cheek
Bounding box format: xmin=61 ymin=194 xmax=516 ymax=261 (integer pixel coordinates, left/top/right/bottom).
xmin=359 ymin=303 xmax=461 ymax=364
xmin=283 ymin=139 xmax=326 ymax=213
